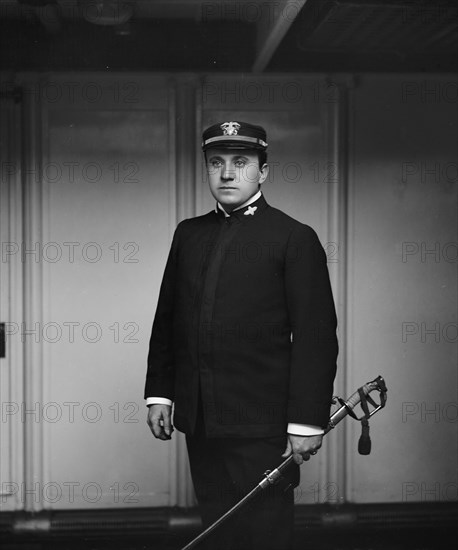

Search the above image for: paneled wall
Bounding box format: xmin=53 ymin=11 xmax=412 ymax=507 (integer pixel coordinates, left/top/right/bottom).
xmin=346 ymin=75 xmax=457 ymax=503
xmin=42 ymin=77 xmax=176 ymax=510
xmin=0 ymin=72 xmax=456 ymax=512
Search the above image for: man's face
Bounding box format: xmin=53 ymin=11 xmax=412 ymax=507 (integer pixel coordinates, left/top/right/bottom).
xmin=205 ymin=148 xmax=269 ymax=212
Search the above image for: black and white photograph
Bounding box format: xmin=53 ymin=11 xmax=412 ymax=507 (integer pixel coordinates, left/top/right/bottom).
xmin=0 ymin=1 xmax=457 ymax=549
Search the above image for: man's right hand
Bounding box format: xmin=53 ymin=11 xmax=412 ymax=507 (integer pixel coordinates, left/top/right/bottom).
xmin=147 ymin=404 xmax=173 ymax=440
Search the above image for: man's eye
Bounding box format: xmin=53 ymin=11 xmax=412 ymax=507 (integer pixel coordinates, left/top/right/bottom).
xmin=234 ymin=160 xmax=246 ymax=168
xmin=211 ymin=160 xmax=223 ymax=168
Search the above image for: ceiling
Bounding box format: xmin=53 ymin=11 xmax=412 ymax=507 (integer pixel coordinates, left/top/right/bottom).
xmin=0 ymin=0 xmax=456 ymax=72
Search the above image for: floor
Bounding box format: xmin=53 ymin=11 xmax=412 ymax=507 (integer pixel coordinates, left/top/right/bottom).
xmin=1 ymin=527 xmax=455 ymax=550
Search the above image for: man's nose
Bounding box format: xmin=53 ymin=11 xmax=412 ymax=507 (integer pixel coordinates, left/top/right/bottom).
xmin=221 ymin=165 xmax=235 ymax=180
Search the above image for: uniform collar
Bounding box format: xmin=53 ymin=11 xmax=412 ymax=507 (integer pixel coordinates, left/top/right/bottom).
xmin=215 ymin=190 xmax=266 ymax=219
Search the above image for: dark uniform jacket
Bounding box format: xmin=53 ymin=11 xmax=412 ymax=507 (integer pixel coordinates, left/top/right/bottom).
xmin=144 ymin=193 xmax=338 ymax=437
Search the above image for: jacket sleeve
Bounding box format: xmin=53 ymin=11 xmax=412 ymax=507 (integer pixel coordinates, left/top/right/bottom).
xmin=284 ymin=224 xmax=338 ymax=429
xmin=143 ymin=223 xmax=182 ymax=400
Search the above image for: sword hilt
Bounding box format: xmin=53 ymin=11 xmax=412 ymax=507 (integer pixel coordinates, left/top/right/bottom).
xmin=180 ymin=374 xmax=388 ymax=550
xmin=326 ymin=375 xmax=387 ymax=432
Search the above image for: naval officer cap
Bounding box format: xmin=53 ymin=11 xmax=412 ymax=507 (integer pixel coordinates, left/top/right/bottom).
xmin=202 ymin=121 xmax=268 ymax=151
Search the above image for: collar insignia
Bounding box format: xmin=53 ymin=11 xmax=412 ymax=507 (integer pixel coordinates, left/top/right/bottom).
xmin=220 ymin=121 xmax=240 ymax=136
xmin=244 ymin=206 xmax=257 ymax=216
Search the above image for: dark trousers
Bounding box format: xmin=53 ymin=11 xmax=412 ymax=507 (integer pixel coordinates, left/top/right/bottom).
xmin=185 ymin=407 xmax=300 ymax=550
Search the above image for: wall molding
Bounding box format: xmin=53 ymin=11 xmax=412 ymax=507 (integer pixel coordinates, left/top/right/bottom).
xmin=21 ymin=77 xmax=45 ymax=512
xmin=0 ymin=89 xmax=25 ymax=511
xmin=321 ymin=76 xmax=349 ymax=503
xmin=169 ymin=76 xmax=200 ymax=508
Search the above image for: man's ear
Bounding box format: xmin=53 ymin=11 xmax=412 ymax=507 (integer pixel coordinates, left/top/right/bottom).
xmin=259 ymin=163 xmax=269 ymax=185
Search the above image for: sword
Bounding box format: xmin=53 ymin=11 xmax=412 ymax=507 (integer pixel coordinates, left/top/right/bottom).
xmin=181 ymin=375 xmax=387 ymax=550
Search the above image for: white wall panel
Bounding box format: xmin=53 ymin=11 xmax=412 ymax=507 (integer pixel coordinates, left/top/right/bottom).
xmin=40 ymin=75 xmax=175 ymax=509
xmin=346 ymin=74 xmax=457 ymax=503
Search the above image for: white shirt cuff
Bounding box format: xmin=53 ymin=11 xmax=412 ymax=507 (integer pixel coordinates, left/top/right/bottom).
xmin=287 ymin=423 xmax=325 ymax=436
xmin=146 ymin=397 xmax=173 ymax=407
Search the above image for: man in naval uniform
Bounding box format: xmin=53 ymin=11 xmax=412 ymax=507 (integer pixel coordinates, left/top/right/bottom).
xmin=145 ymin=121 xmax=338 ymax=550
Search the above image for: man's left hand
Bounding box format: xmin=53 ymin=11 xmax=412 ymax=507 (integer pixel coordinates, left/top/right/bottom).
xmin=282 ymin=434 xmax=323 ymax=465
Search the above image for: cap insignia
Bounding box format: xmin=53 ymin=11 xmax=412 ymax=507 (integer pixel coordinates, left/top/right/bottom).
xmin=220 ymin=121 xmax=241 ymax=136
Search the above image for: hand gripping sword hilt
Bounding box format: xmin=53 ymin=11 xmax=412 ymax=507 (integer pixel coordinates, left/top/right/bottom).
xmin=180 ymin=375 xmax=388 ymax=550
